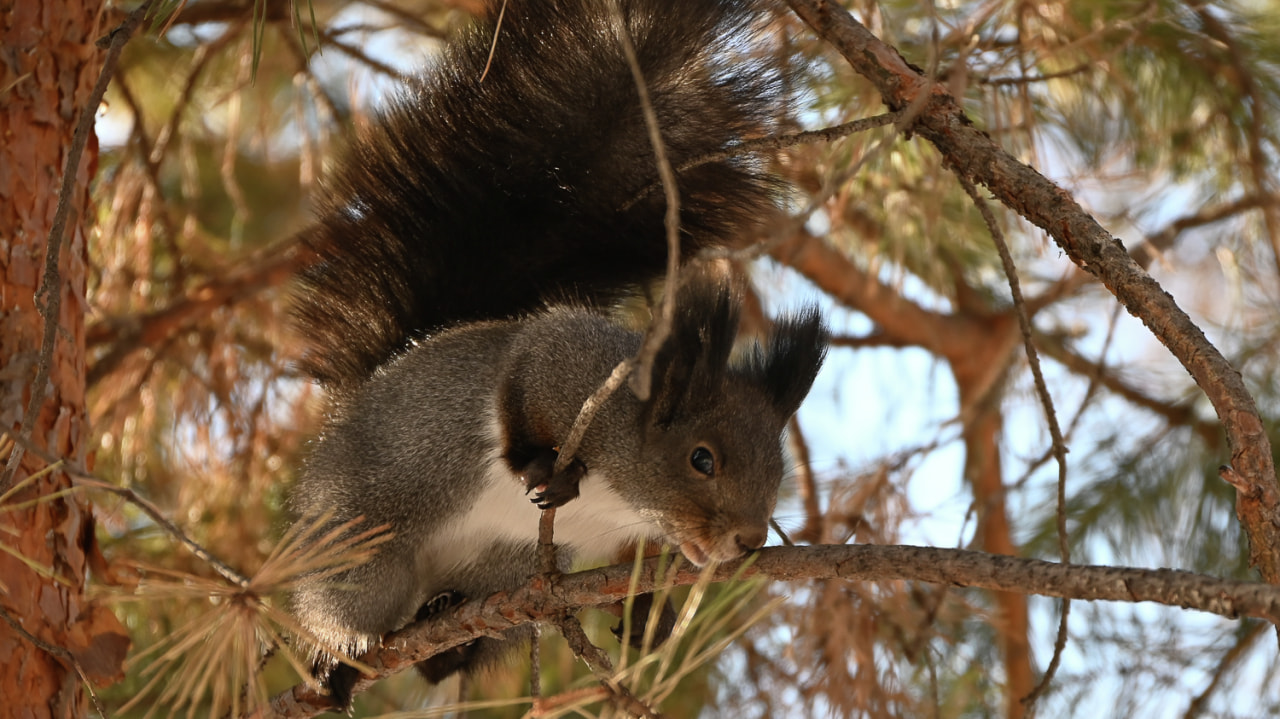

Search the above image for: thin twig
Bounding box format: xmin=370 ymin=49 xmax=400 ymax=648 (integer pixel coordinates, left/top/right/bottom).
xmin=551 ymin=615 xmax=665 ymax=719
xmin=220 ymin=48 xmax=254 ymax=245
xmin=542 ymin=0 xmax=689 ymax=588
xmin=951 ymin=172 xmax=1071 ymax=709
xmin=529 ymin=623 xmax=541 ymax=703
xmin=1032 ymin=329 xmax=1219 ymax=443
xmin=478 ymin=0 xmax=508 ymax=82
xmin=75 ymin=476 xmax=250 ymax=588
xmin=151 ymin=22 xmax=245 ymax=168
xmin=12 ymin=436 xmax=251 ymax=588
xmin=547 ymin=358 xmax=636 ymax=572
xmin=537 ymin=506 xmax=558 ymax=576
xmin=280 ymin=29 xmax=343 ymax=124
xmin=607 ymin=0 xmax=681 ymax=404
xmin=548 ymin=0 xmax=691 ymax=567
xmin=787 ymin=415 xmax=822 ymax=544
xmin=678 ymin=112 xmax=901 ymax=177
xmin=1010 ymin=306 xmax=1124 ymax=493
xmin=315 ymin=25 xmax=407 ymax=81
xmin=359 ymin=0 xmax=447 ymax=39
xmin=980 ymin=62 xmax=1096 ymax=86
xmin=623 ymin=111 xmax=903 ymax=218
xmin=553 ymin=359 xmax=632 ymax=475
xmin=553 ymin=0 xmax=689 ymax=467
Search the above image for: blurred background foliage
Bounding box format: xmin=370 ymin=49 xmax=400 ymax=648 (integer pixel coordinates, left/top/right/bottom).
xmin=85 ymin=0 xmax=1279 ymax=716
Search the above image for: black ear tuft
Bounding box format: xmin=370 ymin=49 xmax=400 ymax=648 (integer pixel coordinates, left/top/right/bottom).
xmin=647 ymin=277 xmax=742 ymax=427
xmin=750 ymin=306 xmax=828 ymax=417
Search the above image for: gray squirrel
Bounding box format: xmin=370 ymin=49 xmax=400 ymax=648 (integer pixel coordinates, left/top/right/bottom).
xmin=288 ymin=0 xmax=829 ymax=708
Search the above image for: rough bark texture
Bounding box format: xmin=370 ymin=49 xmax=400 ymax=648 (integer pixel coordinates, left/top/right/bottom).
xmin=1 ymin=1 xmax=128 ymax=716
xmin=780 ymin=0 xmax=1280 ymax=587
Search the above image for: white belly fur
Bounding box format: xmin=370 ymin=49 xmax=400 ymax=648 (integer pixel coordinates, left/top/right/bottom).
xmin=424 ymin=461 xmax=656 ymax=577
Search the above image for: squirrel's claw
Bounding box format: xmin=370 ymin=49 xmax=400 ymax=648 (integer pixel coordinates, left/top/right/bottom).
xmin=519 ymin=449 xmax=586 ymax=509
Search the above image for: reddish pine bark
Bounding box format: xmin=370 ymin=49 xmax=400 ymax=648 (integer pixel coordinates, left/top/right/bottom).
xmin=1 ymin=1 xmax=128 ymax=716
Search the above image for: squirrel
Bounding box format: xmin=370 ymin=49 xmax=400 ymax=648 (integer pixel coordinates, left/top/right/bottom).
xmin=288 ymin=0 xmax=829 ymax=709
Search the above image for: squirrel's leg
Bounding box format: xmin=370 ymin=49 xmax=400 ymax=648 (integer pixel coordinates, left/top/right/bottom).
xmin=416 ymin=641 xmax=482 ymax=685
xmin=497 ymin=363 xmax=588 ymax=508
xmin=298 ymin=538 xmax=424 ymax=711
xmin=322 ymin=663 xmax=360 ymax=711
xmin=416 ymin=632 xmax=534 ymax=685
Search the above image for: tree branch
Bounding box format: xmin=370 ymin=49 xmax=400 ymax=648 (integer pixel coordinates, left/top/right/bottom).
xmin=782 ymin=0 xmax=1280 ymax=584
xmin=261 ymin=544 xmax=1280 ymax=718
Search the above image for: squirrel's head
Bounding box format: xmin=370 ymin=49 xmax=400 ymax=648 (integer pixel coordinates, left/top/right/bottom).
xmin=628 ymin=278 xmax=828 ymax=566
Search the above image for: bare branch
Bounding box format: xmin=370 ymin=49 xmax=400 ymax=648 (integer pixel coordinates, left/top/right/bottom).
xmin=952 ymin=173 xmax=1072 ymax=709
xmin=609 ymin=0 xmax=681 ymax=404
xmin=787 ymin=415 xmax=822 ymax=545
xmin=781 ymin=0 xmax=1280 ymax=584
xmin=262 ymin=545 xmax=1280 ymax=718
xmin=551 ymin=614 xmax=664 ymax=719
xmin=1034 ymin=330 xmax=1222 ymax=444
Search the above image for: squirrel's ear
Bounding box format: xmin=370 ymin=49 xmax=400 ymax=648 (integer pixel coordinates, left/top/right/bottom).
xmin=753 ymin=306 xmax=828 ymax=418
xmin=645 ymin=278 xmax=740 ymax=427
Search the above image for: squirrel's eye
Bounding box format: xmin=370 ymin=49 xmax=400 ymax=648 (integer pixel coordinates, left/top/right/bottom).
xmin=690 ymin=447 xmax=715 ymax=476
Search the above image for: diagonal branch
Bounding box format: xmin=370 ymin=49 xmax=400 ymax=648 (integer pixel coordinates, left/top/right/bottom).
xmin=782 ymin=0 xmax=1280 ymax=584
xmin=1027 ymin=193 xmax=1277 ymax=313
xmin=769 ymin=232 xmax=962 ymax=355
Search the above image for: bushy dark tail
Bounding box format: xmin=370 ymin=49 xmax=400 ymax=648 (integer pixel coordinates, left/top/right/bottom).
xmin=293 ymin=0 xmax=782 ymax=387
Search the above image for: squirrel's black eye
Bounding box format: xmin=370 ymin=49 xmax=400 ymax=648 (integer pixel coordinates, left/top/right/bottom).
xmin=690 ymin=447 xmax=715 ymax=476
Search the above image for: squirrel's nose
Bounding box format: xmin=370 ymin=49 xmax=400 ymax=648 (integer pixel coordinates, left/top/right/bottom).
xmin=735 ymin=526 xmax=768 ymax=553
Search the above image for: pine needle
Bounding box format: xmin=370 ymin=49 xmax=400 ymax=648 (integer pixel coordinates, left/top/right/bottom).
xmin=112 ymin=511 xmax=393 ymax=716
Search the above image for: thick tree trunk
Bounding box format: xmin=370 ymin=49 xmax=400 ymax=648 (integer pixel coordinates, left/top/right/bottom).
xmin=1 ymin=1 xmax=127 ymax=716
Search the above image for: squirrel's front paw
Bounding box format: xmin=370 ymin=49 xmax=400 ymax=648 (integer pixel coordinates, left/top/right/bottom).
xmin=520 ymin=448 xmax=586 ymax=509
